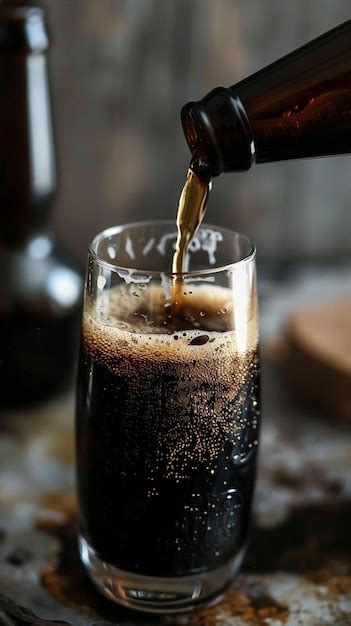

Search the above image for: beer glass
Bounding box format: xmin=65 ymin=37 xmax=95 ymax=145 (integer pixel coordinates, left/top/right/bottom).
xmin=76 ymin=220 xmax=260 ymax=613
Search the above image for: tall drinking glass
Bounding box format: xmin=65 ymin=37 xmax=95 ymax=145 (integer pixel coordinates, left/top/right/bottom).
xmin=76 ymin=220 xmax=260 ymax=613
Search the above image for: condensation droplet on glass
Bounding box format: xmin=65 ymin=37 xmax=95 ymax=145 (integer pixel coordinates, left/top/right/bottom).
xmin=107 ymin=245 xmax=116 ymax=259
xmin=97 ymin=276 xmax=106 ymax=290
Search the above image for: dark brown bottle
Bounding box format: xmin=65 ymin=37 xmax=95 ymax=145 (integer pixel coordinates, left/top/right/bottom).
xmin=181 ymin=20 xmax=351 ymax=181
xmin=0 ymin=3 xmax=83 ymax=407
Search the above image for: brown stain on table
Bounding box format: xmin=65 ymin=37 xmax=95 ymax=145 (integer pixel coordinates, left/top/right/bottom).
xmin=44 ymin=431 xmax=75 ymax=465
xmin=185 ymin=589 xmax=288 ymax=626
xmin=38 ymin=490 xmax=77 ymax=519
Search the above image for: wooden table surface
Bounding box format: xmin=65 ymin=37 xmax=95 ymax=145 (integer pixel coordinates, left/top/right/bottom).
xmin=0 ymin=265 xmax=350 ymax=626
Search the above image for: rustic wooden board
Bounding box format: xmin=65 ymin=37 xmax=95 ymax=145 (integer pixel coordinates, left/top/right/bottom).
xmin=283 ymin=298 xmax=351 ymax=422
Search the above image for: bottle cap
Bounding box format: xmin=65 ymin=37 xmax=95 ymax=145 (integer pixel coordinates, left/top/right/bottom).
xmin=0 ymin=3 xmax=48 ymax=52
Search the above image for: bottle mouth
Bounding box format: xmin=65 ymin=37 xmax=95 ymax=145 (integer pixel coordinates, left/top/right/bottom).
xmin=181 ymin=102 xmax=217 ymax=182
xmin=181 ymin=89 xmax=256 ymax=178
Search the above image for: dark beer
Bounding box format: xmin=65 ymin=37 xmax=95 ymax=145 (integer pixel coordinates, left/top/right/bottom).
xmin=76 ymin=285 xmax=259 ymax=577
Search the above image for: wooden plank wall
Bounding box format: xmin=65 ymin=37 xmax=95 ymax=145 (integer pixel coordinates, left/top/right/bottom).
xmin=43 ymin=0 xmax=351 ymax=262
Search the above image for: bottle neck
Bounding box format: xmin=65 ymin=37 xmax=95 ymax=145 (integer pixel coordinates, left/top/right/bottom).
xmin=0 ymin=5 xmax=56 ymax=246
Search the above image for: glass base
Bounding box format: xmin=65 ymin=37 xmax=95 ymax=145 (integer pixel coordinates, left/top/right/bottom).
xmin=79 ymin=534 xmax=245 ymax=614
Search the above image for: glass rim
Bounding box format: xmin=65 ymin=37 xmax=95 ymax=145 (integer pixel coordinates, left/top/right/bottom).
xmin=89 ymin=219 xmax=256 ymax=277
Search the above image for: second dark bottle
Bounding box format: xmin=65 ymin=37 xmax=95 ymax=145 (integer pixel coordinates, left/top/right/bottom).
xmin=0 ymin=3 xmax=83 ymax=407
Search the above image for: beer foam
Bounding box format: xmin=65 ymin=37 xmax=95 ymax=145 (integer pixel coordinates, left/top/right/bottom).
xmin=83 ymin=284 xmax=258 ymax=367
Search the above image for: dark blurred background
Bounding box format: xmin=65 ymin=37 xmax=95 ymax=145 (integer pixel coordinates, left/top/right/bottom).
xmin=45 ymin=0 xmax=351 ymax=265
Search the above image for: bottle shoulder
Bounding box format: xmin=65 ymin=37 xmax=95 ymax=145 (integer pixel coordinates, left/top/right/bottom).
xmin=0 ymin=233 xmax=83 ymax=314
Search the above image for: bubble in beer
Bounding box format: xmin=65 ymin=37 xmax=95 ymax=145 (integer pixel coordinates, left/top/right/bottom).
xmin=77 ymin=283 xmax=260 ymax=577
